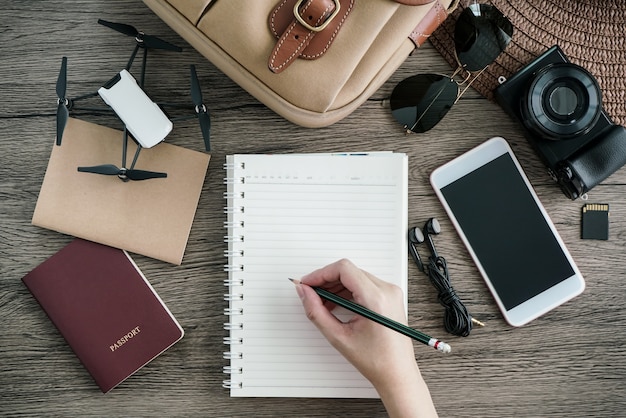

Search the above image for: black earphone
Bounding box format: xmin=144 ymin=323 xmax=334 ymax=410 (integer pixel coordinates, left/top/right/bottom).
xmin=408 ymin=225 xmax=425 ymax=272
xmin=408 ymin=217 xmax=440 ymax=272
xmin=408 ymin=218 xmax=484 ymax=336
xmin=423 ymin=217 xmax=441 ymax=259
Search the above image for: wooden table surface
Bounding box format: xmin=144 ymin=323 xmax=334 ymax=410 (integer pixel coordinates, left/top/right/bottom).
xmin=2 ymin=1 xmax=625 ymax=417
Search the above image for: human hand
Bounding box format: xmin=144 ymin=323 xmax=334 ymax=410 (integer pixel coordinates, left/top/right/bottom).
xmin=293 ymin=259 xmax=437 ymax=417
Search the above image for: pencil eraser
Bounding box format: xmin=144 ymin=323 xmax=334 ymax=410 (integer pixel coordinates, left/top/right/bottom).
xmin=581 ymin=203 xmax=609 ymax=240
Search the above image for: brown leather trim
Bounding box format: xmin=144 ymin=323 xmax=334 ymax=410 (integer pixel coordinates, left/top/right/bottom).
xmin=408 ymin=0 xmax=449 ymax=49
xmin=393 ymin=0 xmax=435 ymax=5
xmin=268 ymin=0 xmax=353 ymax=73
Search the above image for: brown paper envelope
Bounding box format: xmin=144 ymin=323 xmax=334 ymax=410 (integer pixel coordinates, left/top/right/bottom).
xmin=32 ymin=117 xmax=210 ymax=265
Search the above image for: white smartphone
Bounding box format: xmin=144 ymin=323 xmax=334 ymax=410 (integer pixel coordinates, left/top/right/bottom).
xmin=98 ymin=69 xmax=172 ymax=148
xmin=430 ymin=137 xmax=585 ymax=326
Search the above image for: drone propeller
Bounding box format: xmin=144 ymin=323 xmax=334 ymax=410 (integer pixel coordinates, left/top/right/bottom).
xmin=77 ymin=164 xmax=167 ymax=181
xmin=55 ymin=57 xmax=70 ymax=146
xmin=97 ymin=19 xmax=182 ymax=52
xmin=190 ymin=65 xmax=211 ymax=152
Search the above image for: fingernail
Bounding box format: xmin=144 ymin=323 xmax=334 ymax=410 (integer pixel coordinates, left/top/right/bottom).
xmin=294 ymin=283 xmax=305 ymax=300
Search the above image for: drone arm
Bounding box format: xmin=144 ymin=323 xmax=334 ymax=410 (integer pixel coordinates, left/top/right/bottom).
xmin=125 ymin=44 xmax=141 ymax=72
xmin=122 ymin=127 xmax=129 ymax=168
xmin=129 ymin=143 xmax=143 ymax=170
xmin=140 ymin=48 xmax=147 ymax=88
xmin=169 ymin=115 xmax=196 ymax=122
xmin=68 ymin=91 xmax=110 ymax=112
xmin=71 ymin=91 xmax=100 ymax=102
xmin=157 ymin=102 xmax=193 ymax=109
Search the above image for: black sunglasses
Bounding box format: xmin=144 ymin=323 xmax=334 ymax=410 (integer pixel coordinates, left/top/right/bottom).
xmin=390 ymin=3 xmax=513 ymax=134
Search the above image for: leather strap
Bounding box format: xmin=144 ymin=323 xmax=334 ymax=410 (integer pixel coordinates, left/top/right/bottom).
xmin=268 ymin=0 xmax=454 ymax=73
xmin=408 ymin=0 xmax=449 ymax=49
xmin=268 ymin=0 xmax=353 ymax=73
xmin=394 ymin=0 xmax=436 ymax=4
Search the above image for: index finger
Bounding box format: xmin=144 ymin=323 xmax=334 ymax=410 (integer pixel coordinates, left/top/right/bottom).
xmin=299 ymin=259 xmax=377 ymax=298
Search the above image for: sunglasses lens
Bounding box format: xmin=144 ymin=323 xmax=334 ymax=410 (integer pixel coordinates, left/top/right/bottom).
xmin=455 ymin=4 xmax=513 ymax=72
xmin=390 ymin=74 xmax=459 ymax=133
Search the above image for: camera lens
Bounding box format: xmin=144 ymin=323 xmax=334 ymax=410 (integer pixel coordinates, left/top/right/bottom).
xmin=549 ymin=85 xmax=578 ymax=116
xmin=523 ymin=63 xmax=602 ymax=139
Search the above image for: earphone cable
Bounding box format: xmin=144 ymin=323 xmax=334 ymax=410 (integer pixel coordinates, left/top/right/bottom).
xmin=426 ymin=254 xmax=483 ymax=337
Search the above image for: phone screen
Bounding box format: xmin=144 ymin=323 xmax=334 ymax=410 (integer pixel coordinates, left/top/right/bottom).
xmin=439 ymin=153 xmax=575 ymax=310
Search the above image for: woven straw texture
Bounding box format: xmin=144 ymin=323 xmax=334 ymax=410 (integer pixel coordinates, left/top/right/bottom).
xmin=430 ymin=0 xmax=626 ymax=126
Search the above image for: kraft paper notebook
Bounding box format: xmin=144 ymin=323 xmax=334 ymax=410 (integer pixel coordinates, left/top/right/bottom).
xmin=22 ymin=238 xmax=184 ymax=393
xmin=32 ymin=117 xmax=210 ymax=265
xmin=222 ymin=152 xmax=408 ymax=398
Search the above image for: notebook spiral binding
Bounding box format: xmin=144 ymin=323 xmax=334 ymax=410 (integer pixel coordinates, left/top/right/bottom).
xmin=222 ymin=380 xmax=243 ymax=389
xmin=223 ymin=366 xmax=243 ymax=374
xmin=223 ymin=351 xmax=243 ymax=360
xmin=222 ymin=157 xmax=246 ymax=391
xmin=224 ymin=235 xmax=244 ymax=243
xmin=224 ymin=307 xmax=244 ymax=315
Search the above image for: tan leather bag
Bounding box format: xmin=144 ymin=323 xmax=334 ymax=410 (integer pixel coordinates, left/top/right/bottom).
xmin=144 ymin=0 xmax=457 ymax=127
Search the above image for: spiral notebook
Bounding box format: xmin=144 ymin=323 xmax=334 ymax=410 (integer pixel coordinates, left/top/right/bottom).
xmin=223 ymin=152 xmax=408 ymax=398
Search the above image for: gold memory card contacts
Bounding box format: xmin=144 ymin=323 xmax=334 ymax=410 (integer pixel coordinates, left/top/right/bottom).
xmin=581 ymin=203 xmax=609 ymax=240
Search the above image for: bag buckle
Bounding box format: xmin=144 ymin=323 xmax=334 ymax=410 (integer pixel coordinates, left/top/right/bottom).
xmin=293 ymin=0 xmax=341 ymax=32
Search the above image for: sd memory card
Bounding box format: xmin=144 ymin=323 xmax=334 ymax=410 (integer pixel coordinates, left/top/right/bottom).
xmin=581 ymin=203 xmax=609 ymax=240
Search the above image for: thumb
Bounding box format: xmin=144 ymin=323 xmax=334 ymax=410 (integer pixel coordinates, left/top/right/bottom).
xmin=295 ymin=283 xmax=346 ymax=344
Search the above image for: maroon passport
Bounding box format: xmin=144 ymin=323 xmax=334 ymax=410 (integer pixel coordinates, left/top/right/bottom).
xmin=22 ymin=239 xmax=184 ymax=393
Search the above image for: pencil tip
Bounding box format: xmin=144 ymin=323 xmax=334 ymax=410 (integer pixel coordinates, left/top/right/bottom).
xmin=288 ymin=278 xmax=301 ymax=285
xmin=288 ymin=278 xmax=294 ymax=282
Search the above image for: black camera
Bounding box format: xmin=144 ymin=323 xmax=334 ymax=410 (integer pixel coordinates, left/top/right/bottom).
xmin=494 ymin=45 xmax=626 ymax=199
